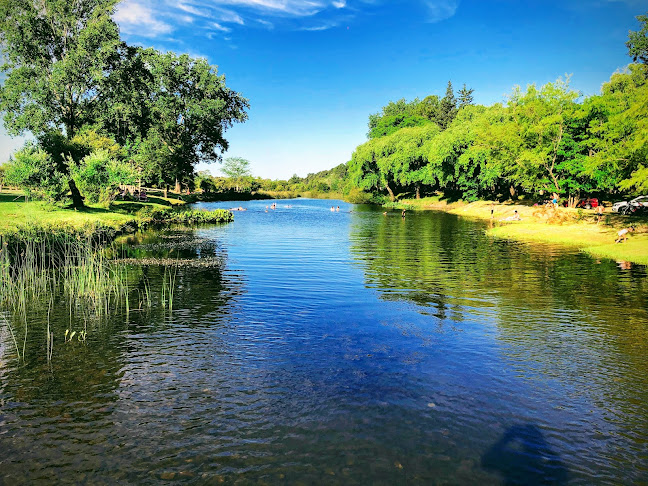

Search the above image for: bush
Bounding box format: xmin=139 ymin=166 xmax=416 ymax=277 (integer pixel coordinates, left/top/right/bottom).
xmin=3 ymin=144 xmax=68 ymax=202
xmin=71 ymin=150 xmax=138 ymax=204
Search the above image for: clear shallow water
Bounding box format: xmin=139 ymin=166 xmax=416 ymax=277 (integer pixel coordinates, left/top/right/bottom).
xmin=1 ymin=198 xmax=648 ymax=484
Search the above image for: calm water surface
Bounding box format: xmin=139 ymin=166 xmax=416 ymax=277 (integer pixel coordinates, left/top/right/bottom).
xmin=1 ymin=198 xmax=647 ymax=484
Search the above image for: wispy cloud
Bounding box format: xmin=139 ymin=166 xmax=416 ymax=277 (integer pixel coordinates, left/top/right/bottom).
xmin=212 ymin=22 xmax=232 ymax=32
xmin=423 ymin=0 xmax=460 ymax=23
xmin=255 ymin=18 xmax=274 ymax=29
xmin=114 ymin=1 xmax=174 ymax=37
xmin=113 ymin=0 xmax=460 ymax=41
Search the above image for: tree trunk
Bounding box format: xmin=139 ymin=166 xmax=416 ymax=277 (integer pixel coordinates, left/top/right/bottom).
xmin=416 ymin=184 xmax=421 ymax=199
xmin=509 ymin=185 xmax=516 ymax=198
xmin=164 ymin=186 xmax=168 ymax=198
xmin=175 ymin=177 xmax=181 ymax=193
xmin=68 ymin=179 xmax=84 ymax=208
xmin=385 ymin=183 xmax=395 ymax=202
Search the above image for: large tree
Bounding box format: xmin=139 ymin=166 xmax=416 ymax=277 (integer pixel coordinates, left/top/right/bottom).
xmin=458 ymin=83 xmax=475 ymax=109
xmin=0 ymin=0 xmax=122 ymax=206
xmin=0 ymin=1 xmax=249 ymax=203
xmin=583 ymin=64 xmax=648 ymax=194
xmin=506 ymin=79 xmax=582 ymax=199
xmin=129 ymin=49 xmax=249 ymax=192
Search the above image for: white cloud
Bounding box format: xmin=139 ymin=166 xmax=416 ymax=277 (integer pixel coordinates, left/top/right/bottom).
xmin=114 ymin=1 xmax=174 ymax=36
xmin=332 ymin=0 xmax=346 ymax=7
xmin=217 ymin=9 xmax=245 ymax=24
xmin=212 ymin=22 xmax=232 ymax=32
xmin=422 ymin=0 xmax=460 ymax=22
xmin=256 ymin=18 xmax=274 ymax=28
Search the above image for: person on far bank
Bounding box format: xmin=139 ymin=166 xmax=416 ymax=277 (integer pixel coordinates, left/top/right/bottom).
xmin=615 ymin=226 xmax=635 ymax=243
xmin=597 ymin=204 xmax=604 ymax=224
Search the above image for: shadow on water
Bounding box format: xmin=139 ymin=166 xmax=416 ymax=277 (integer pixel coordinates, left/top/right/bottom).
xmin=482 ymin=424 xmax=568 ymax=485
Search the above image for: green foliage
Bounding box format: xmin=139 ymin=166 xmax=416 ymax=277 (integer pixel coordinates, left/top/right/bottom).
xmin=347 ymin=64 xmax=648 ymax=203
xmin=583 ymin=64 xmax=648 ymax=193
xmin=0 ymin=1 xmax=248 ymax=203
xmin=437 ymin=81 xmax=458 ymax=129
xmin=70 ymin=150 xmax=138 ymax=204
xmin=619 ymin=164 xmax=648 ymax=193
xmin=128 ymin=50 xmax=249 ymax=187
xmin=221 ymin=157 xmax=253 ymax=191
xmin=222 ymin=157 xmax=252 ymax=179
xmin=3 ymin=144 xmax=67 ymax=201
xmin=626 ymin=12 xmax=648 ymax=66
xmin=458 ymin=83 xmax=475 ymax=108
xmin=0 ymin=0 xmax=121 ymax=139
xmin=368 ymin=115 xmax=431 ymax=139
xmin=136 ymin=207 xmax=233 ymax=225
xmin=506 ymin=77 xmax=581 ymax=195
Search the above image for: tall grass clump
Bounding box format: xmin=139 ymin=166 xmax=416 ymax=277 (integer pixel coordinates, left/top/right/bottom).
xmin=0 ymin=229 xmax=131 ymax=361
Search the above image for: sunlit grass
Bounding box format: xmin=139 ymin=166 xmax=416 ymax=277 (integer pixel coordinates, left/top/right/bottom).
xmin=488 ymin=222 xmax=648 ymax=265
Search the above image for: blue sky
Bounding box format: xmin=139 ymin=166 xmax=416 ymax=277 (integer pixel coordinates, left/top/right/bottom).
xmin=1 ymin=0 xmax=646 ymax=179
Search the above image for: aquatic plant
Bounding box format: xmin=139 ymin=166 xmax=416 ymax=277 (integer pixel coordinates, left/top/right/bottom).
xmin=136 ymin=207 xmax=233 ymax=226
xmin=0 ymin=233 xmax=133 ymax=361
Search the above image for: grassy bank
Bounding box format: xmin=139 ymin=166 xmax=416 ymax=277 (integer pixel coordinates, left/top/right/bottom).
xmin=393 ymin=196 xmax=648 ymax=265
xmin=0 ymin=190 xmax=233 ymax=242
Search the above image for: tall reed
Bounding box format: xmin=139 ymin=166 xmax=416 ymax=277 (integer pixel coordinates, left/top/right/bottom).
xmin=0 ymin=232 xmax=131 ymax=361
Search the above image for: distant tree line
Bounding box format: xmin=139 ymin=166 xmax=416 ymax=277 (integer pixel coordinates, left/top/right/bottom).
xmin=194 ymin=162 xmax=352 ymax=200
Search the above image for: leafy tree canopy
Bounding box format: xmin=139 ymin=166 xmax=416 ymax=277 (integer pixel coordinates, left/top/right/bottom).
xmin=0 ymin=0 xmax=249 ymax=204
xmin=627 ymin=12 xmax=648 ymax=66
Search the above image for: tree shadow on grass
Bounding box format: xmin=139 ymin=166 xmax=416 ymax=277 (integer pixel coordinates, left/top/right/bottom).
xmin=0 ymin=192 xmax=25 ymax=203
xmin=482 ymin=424 xmax=568 ymax=485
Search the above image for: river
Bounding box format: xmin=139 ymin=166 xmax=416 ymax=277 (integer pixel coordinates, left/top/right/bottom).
xmin=1 ymin=198 xmax=647 ymax=484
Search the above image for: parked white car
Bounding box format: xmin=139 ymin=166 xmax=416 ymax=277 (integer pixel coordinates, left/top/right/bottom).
xmin=612 ymin=196 xmax=648 ymax=214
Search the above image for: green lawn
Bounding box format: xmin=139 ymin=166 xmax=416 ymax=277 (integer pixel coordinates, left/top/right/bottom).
xmin=487 ymin=219 xmax=648 ymax=265
xmin=0 ymin=190 xmax=184 ymax=234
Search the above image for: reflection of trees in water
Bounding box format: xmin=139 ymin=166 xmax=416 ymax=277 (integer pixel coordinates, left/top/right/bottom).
xmin=350 ymin=209 xmax=648 ymax=440
xmin=350 ymin=209 xmax=648 ymax=334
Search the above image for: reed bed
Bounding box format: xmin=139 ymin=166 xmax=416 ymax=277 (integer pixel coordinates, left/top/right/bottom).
xmin=0 ymin=232 xmax=178 ymax=362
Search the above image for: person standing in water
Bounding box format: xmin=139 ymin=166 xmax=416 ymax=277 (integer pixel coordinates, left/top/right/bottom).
xmin=401 ymin=209 xmax=406 ymax=218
